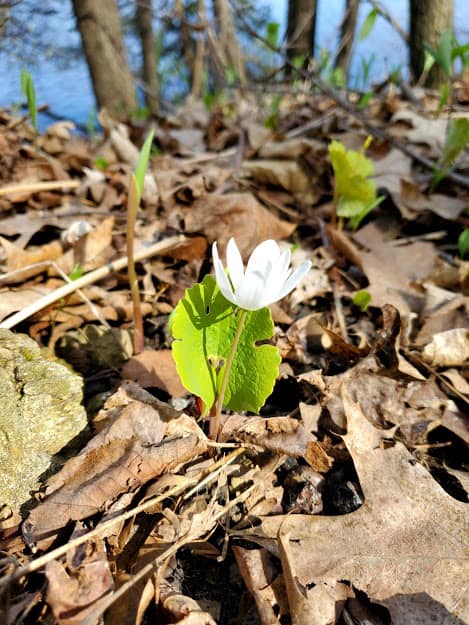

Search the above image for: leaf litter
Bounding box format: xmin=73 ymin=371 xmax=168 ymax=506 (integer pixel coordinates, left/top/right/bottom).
xmin=0 ymin=84 xmax=468 ymax=625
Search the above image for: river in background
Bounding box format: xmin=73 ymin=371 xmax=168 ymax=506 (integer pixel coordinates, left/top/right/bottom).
xmin=0 ymin=0 xmax=467 ymax=130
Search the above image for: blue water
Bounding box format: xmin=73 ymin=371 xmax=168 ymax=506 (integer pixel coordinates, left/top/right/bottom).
xmin=0 ymin=0 xmax=467 ymax=129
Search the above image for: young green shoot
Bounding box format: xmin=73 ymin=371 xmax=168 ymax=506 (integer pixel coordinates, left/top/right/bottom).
xmin=171 ymin=238 xmax=311 ymax=440
xmin=20 ymin=69 xmax=38 ymax=140
xmin=127 ymin=129 xmax=154 ymax=354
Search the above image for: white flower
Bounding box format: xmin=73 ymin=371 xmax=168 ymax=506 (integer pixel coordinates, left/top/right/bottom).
xmin=212 ymin=238 xmax=312 ymax=311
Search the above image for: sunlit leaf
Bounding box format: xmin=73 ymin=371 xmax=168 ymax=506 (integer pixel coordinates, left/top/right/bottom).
xmin=458 ymin=229 xmax=469 ymax=259
xmin=266 ymin=21 xmax=279 ymax=49
xmin=359 ymin=8 xmax=378 ymax=41
xmin=353 ymin=290 xmax=372 ymax=311
xmin=171 ymin=275 xmax=280 ymax=415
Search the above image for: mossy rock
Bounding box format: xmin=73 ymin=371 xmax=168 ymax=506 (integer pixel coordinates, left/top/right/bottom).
xmin=0 ymin=329 xmax=87 ymax=522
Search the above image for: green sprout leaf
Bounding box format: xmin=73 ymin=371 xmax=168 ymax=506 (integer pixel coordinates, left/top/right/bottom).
xmin=353 ymin=290 xmax=372 ymax=311
xmin=432 ymin=118 xmax=469 ymax=188
xmin=20 ymin=68 xmax=37 ymax=133
xmin=172 ymin=275 xmax=280 ymax=415
xmin=458 ymin=229 xmax=469 ymax=259
xmin=266 ymin=21 xmax=279 ymax=49
xmin=69 ymin=263 xmax=85 ymax=281
xmin=359 ymin=8 xmax=378 ymax=41
xmin=134 ymin=129 xmax=154 ymax=202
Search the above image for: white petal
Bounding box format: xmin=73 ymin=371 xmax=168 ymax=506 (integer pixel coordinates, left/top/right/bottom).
xmin=275 ymin=260 xmax=312 ymax=301
xmin=226 ymin=238 xmax=245 ymax=290
xmin=246 ymin=240 xmax=280 ymax=275
xmin=234 ymin=271 xmax=267 ymax=310
xmin=212 ymin=242 xmax=237 ymax=305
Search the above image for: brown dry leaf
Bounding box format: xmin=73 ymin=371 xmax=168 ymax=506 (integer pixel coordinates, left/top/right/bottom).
xmin=23 ymin=383 xmax=207 ymax=549
xmin=0 ymin=236 xmax=63 ymax=280
xmin=258 ymin=137 xmax=324 ymax=160
xmin=54 ymin=215 xmax=115 ymax=275
xmin=183 ymin=193 xmax=295 ymax=257
xmin=45 ymin=526 xmax=113 ymax=625
xmin=422 ymin=328 xmax=469 ymax=367
xmin=391 ymin=109 xmax=448 ymax=154
xmin=233 ymin=546 xmax=287 ymax=625
xmin=0 ymin=284 xmax=55 ymax=322
xmin=220 ymin=415 xmax=333 ymax=472
xmin=121 ymin=349 xmax=187 ymax=397
xmin=354 ymin=223 xmax=437 ymax=314
xmin=240 ymin=391 xmax=469 ymax=625
xmin=399 ymin=179 xmax=467 ymax=220
xmin=241 ymin=159 xmax=311 ymax=194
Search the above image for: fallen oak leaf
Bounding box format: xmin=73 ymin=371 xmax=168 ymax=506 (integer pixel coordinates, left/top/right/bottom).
xmin=238 ymin=390 xmax=469 ymax=624
xmin=23 ymin=383 xmax=207 ymax=550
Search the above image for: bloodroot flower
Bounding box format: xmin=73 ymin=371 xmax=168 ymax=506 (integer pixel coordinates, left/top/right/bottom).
xmin=212 ymin=238 xmax=311 ymax=311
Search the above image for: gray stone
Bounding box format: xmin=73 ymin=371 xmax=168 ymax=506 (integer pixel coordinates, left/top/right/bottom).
xmin=0 ymin=329 xmax=87 ymax=519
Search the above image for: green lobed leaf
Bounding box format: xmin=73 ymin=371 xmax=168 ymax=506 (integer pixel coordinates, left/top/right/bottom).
xmin=329 ymin=140 xmax=376 ymax=205
xmin=171 ymin=275 xmax=280 ymax=415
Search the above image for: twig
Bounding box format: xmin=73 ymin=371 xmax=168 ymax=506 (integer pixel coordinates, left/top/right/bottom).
xmin=366 ymin=0 xmax=409 ymax=44
xmin=0 ymin=447 xmax=246 ymax=589
xmin=0 ymin=180 xmax=79 ymax=196
xmin=0 ymin=235 xmax=186 ymax=329
xmin=78 ymin=481 xmax=257 ymax=625
xmin=230 ymin=7 xmax=469 ymax=191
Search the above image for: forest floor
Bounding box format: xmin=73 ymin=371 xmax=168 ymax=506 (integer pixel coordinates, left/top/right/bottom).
xmin=0 ymin=82 xmax=468 ymax=625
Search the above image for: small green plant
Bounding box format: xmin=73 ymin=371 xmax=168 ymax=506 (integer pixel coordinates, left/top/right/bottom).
xmin=69 ymin=264 xmax=85 ymax=281
xmin=127 ymin=129 xmax=154 ymax=354
xmin=458 ymin=229 xmax=469 ymax=259
xmin=94 ymin=156 xmax=109 ymax=170
xmin=264 ymin=94 xmax=282 ymax=129
xmin=328 ymin=138 xmax=384 ymax=229
xmin=171 ymin=238 xmax=311 ymax=439
xmin=353 ymin=290 xmax=372 ymax=311
xmin=432 ymin=117 xmax=469 ymax=188
xmin=86 ymin=106 xmax=98 ymax=138
xmin=359 ymin=8 xmax=378 ymax=42
xmin=20 ymin=68 xmax=37 ymax=134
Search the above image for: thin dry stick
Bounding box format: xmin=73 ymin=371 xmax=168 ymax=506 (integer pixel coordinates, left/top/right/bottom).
xmin=78 ymin=482 xmax=257 ymax=625
xmin=0 ymin=447 xmax=246 ymax=589
xmin=0 ymin=235 xmax=186 ymax=330
xmin=0 ymin=180 xmax=80 ymax=196
xmin=232 ymin=6 xmax=469 ymax=190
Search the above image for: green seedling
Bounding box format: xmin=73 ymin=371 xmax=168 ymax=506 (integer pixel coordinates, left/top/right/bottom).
xmin=353 ymin=290 xmax=372 ymax=311
xmin=458 ymin=229 xmax=469 ymax=259
xmin=20 ymin=68 xmax=37 ymax=135
xmin=329 ymin=138 xmax=384 ymax=229
xmin=432 ymin=118 xmax=469 ymax=188
xmin=171 ymin=238 xmax=311 ymax=440
xmin=264 ymin=93 xmax=282 ymax=129
xmin=359 ymin=8 xmax=378 ymax=41
xmin=94 ymin=156 xmax=109 ymax=170
xmin=69 ymin=264 xmax=85 ymax=281
xmin=127 ymin=129 xmax=154 ymax=354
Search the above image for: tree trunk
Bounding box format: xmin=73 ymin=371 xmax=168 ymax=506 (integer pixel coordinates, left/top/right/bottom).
xmin=191 ymin=0 xmax=206 ymax=98
xmin=136 ymin=0 xmax=159 ymax=116
xmin=409 ymin=0 xmax=453 ymax=88
xmin=72 ymin=0 xmax=137 ymax=116
xmin=286 ymin=0 xmax=317 ymax=69
xmin=213 ymin=0 xmax=246 ymax=87
xmin=335 ymin=0 xmax=359 ymax=82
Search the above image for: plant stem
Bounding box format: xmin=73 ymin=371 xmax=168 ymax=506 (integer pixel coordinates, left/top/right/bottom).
xmin=209 ymin=308 xmax=248 ymax=440
xmin=127 ymin=174 xmax=144 ymax=354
